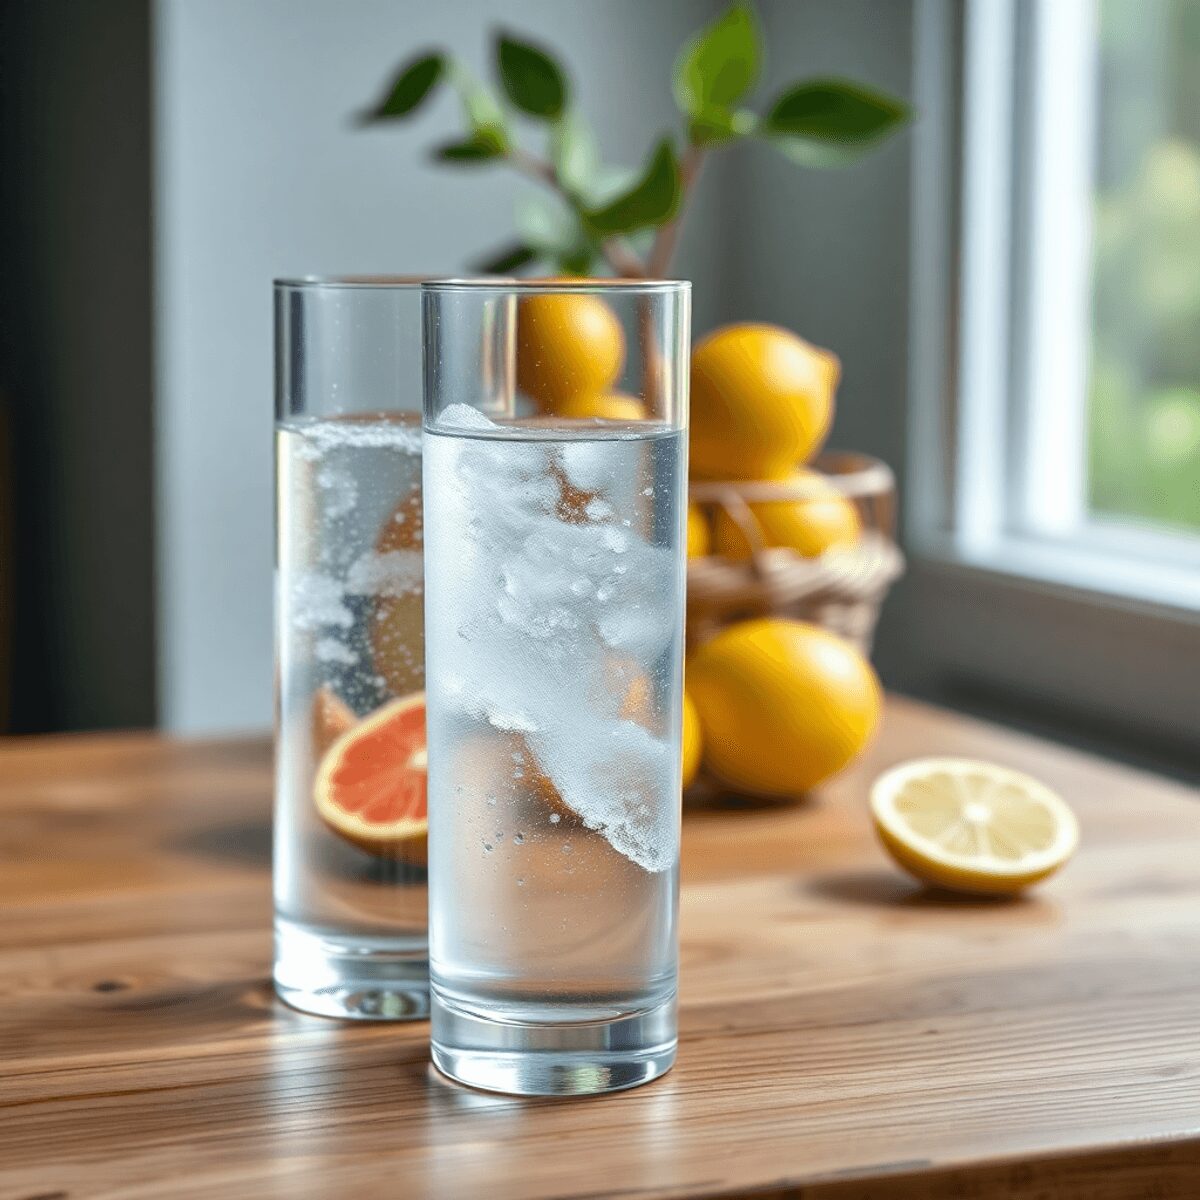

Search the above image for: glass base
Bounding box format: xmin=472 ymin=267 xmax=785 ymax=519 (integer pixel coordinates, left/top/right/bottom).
xmin=273 ymin=919 xmax=429 ymax=1020
xmin=430 ymin=988 xmax=676 ymax=1095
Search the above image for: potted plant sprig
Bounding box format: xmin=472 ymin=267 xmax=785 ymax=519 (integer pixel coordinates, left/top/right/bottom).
xmin=358 ymin=1 xmax=910 ymax=279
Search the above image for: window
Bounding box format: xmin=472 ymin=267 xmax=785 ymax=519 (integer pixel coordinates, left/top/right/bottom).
xmin=902 ymin=0 xmax=1199 ymax=748
xmin=910 ymin=0 xmax=1200 ymax=611
xmin=1089 ymin=1 xmax=1200 ymax=535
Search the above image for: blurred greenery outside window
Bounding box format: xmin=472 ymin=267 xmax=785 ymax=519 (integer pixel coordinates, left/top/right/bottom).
xmin=1089 ymin=0 xmax=1200 ymax=533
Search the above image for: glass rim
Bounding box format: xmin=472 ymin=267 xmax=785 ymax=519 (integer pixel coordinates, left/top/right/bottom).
xmin=273 ymin=274 xmax=443 ymax=291
xmin=421 ymin=276 xmax=691 ymax=296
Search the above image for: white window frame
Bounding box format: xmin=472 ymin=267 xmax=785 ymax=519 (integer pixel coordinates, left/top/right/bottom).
xmin=903 ymin=0 xmax=1200 ymax=749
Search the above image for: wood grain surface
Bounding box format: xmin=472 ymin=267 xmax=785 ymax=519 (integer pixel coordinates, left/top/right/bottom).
xmin=1 ymin=697 xmax=1198 ymax=1200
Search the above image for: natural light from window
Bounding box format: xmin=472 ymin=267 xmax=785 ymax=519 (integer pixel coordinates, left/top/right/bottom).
xmin=1088 ymin=0 xmax=1200 ymax=535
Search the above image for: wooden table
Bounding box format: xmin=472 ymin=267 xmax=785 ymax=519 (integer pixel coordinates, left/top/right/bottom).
xmin=2 ymin=697 xmax=1198 ymax=1199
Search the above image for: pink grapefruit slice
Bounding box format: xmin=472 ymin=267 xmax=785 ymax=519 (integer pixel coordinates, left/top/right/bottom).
xmin=313 ymin=692 xmax=428 ymax=865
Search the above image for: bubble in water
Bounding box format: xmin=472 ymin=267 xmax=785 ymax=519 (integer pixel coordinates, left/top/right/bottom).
xmin=549 ymin=813 xmax=561 ymax=824
xmin=483 ymin=841 xmax=493 ymax=853
xmin=517 ymin=877 xmax=525 ymax=887
xmin=486 ymin=795 xmax=497 ymax=807
xmin=315 ymin=638 xmax=357 ymax=665
xmin=561 ymin=843 xmax=573 ymax=855
xmin=316 ymin=467 xmax=357 ymax=519
xmin=513 ymin=832 xmax=525 ymax=845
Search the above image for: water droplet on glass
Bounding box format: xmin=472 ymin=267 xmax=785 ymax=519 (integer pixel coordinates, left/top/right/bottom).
xmin=561 ymin=843 xmax=573 ymax=855
xmin=513 ymin=832 xmax=525 ymax=845
xmin=517 ymin=877 xmax=525 ymax=887
xmin=549 ymin=813 xmax=561 ymax=824
xmin=483 ymin=842 xmax=493 ymax=853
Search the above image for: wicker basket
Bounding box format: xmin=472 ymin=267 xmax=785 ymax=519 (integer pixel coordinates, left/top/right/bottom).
xmin=686 ymin=452 xmax=904 ymax=654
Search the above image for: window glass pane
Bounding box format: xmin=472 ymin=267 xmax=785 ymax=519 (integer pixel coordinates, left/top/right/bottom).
xmin=1089 ymin=0 xmax=1200 ymax=531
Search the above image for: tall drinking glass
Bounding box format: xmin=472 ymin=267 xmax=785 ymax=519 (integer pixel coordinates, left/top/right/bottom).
xmin=421 ymin=279 xmax=690 ymax=1093
xmin=274 ymin=278 xmax=429 ymax=1019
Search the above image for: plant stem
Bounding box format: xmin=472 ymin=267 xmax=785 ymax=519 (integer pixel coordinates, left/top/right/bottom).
xmin=506 ymin=146 xmax=646 ymax=277
xmin=645 ymin=144 xmax=706 ymax=279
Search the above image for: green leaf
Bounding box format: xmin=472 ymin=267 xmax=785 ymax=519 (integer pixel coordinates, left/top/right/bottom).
xmin=365 ymin=54 xmax=444 ymax=121
xmin=550 ymin=109 xmax=599 ymax=198
xmin=585 ymin=139 xmax=682 ymax=236
xmin=689 ymin=105 xmax=757 ymax=146
xmin=761 ymin=78 xmax=910 ymax=164
xmin=473 ymin=242 xmax=541 ymax=274
xmin=434 ymin=130 xmax=507 ymax=163
xmin=515 ymin=193 xmax=578 ymax=255
xmin=673 ymin=2 xmax=760 ymax=118
xmin=496 ymin=32 xmax=569 ymax=119
xmin=557 ymin=245 xmax=599 ymax=275
xmin=448 ymin=63 xmax=511 ymax=146
xmin=579 ymin=164 xmax=638 ymax=208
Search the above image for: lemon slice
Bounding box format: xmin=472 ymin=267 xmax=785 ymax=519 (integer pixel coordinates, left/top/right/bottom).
xmin=870 ymin=758 xmax=1078 ymax=895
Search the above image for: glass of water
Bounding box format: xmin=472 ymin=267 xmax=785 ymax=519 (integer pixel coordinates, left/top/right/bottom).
xmin=274 ymin=278 xmax=429 ymax=1020
xmin=421 ymin=278 xmax=690 ymax=1094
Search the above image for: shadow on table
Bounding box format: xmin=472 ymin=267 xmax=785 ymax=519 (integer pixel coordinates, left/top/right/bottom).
xmin=806 ymin=867 xmax=1056 ymax=914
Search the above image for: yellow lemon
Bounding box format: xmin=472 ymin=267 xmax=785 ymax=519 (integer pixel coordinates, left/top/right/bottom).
xmin=690 ymin=323 xmax=840 ymax=480
xmin=712 ymin=469 xmax=860 ymax=559
xmin=687 ymin=503 xmax=710 ymax=558
xmin=870 ymin=759 xmax=1079 ymax=895
xmin=688 ymin=618 xmax=881 ymax=796
xmin=550 ymin=392 xmax=646 ymax=421
xmin=682 ymin=690 xmax=702 ymax=789
xmin=516 ymin=294 xmax=625 ymax=408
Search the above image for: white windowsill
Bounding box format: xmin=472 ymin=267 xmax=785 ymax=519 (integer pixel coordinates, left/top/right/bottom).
xmin=913 ymin=526 xmax=1200 ymax=621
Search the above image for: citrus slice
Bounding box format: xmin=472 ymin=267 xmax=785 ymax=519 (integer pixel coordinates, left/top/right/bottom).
xmin=870 ymin=758 xmax=1078 ymax=895
xmin=314 ymin=692 xmax=428 ymax=865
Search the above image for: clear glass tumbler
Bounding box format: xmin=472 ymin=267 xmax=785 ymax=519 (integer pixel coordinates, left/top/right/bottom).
xmin=274 ymin=278 xmax=429 ymax=1019
xmin=421 ymin=278 xmax=690 ymax=1093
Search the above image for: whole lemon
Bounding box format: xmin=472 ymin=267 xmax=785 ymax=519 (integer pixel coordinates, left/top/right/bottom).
xmin=687 ymin=503 xmax=710 ymax=558
xmin=712 ymin=469 xmax=860 ymax=559
xmin=688 ymin=618 xmax=881 ymax=796
xmin=682 ymin=690 xmax=702 ymax=789
xmin=516 ymin=294 xmax=625 ymax=408
xmin=551 ymin=391 xmax=645 ymax=421
xmin=690 ymin=324 xmax=840 ymax=480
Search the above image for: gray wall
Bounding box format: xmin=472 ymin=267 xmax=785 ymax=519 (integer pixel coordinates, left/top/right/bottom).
xmin=154 ymin=0 xmax=736 ymax=732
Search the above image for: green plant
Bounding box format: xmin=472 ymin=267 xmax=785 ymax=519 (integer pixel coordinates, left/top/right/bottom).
xmin=358 ymin=2 xmax=910 ymax=278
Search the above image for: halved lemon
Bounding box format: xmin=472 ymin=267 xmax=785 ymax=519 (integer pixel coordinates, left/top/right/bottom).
xmin=870 ymin=758 xmax=1078 ymax=895
xmin=314 ymin=692 xmax=428 ymax=865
